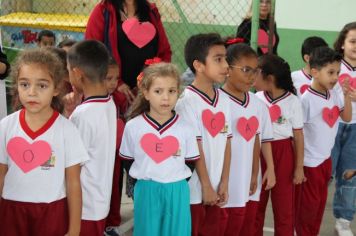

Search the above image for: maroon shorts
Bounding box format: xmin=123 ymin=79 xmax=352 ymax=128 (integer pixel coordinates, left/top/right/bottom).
xmin=0 ymin=198 xmax=68 ymax=236
xmin=80 ymin=218 xmax=106 ymax=236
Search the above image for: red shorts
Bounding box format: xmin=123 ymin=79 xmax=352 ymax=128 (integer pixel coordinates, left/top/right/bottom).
xmin=0 ymin=198 xmax=68 ymax=236
xmin=80 ymin=218 xmax=106 ymax=236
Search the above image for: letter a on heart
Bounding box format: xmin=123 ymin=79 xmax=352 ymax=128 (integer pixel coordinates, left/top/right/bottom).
xmin=202 ymin=109 xmax=225 ymax=137
xmin=237 ymin=116 xmax=259 ymax=141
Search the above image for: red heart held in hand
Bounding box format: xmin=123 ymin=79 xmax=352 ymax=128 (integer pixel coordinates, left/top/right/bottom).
xmin=322 ymin=106 xmax=339 ymax=128
xmin=202 ymin=109 xmax=226 ymax=137
xmin=338 ymin=73 xmax=356 ymax=89
xmin=7 ymin=137 xmax=51 ymax=173
xmin=140 ymin=133 xmax=179 ymax=164
xmin=237 ymin=116 xmax=259 ymax=141
xmin=122 ymin=18 xmax=156 ymax=48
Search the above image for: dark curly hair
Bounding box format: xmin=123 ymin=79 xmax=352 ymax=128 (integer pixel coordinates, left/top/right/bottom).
xmin=334 ymin=21 xmax=356 ymax=55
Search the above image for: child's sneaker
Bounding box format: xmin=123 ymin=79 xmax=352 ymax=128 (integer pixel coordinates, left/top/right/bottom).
xmin=104 ymin=226 xmax=120 ymax=236
xmin=335 ymin=218 xmax=354 ymax=236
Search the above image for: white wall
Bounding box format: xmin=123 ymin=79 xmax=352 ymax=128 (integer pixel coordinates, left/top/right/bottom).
xmin=276 ymin=0 xmax=356 ymax=31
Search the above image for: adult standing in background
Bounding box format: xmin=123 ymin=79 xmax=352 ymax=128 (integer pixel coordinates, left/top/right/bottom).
xmin=85 ymin=0 xmax=172 ymax=104
xmin=236 ymin=0 xmax=279 ymax=55
xmin=0 ymin=46 xmax=10 ymax=119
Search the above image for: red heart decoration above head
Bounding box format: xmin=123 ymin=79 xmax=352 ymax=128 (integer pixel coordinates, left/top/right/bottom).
xmin=122 ymin=18 xmax=156 ymax=48
xmin=322 ymin=106 xmax=339 ymax=128
xmin=202 ymin=109 xmax=226 ymax=137
xmin=257 ymin=29 xmax=276 ymax=54
xmin=237 ymin=116 xmax=259 ymax=141
xmin=140 ymin=133 xmax=179 ymax=164
xmin=338 ymin=73 xmax=356 ymax=89
xmin=7 ymin=137 xmax=52 ymax=173
xmin=269 ymin=104 xmax=281 ymax=123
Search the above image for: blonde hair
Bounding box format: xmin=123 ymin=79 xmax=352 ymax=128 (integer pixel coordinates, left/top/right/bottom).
xmin=11 ymin=48 xmax=65 ymax=112
xmin=127 ymin=62 xmax=181 ymax=120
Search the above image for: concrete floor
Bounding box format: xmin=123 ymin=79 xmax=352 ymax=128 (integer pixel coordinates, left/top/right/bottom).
xmin=117 ymin=180 xmax=356 ymax=236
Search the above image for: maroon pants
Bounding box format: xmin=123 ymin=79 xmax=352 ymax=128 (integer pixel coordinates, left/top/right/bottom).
xmin=255 ymin=138 xmax=295 ymax=236
xmin=80 ymin=218 xmax=106 ymax=236
xmin=295 ymin=158 xmax=331 ymax=236
xmin=191 ymin=204 xmax=224 ymax=236
xmin=240 ymin=201 xmax=259 ymax=235
xmin=220 ymin=207 xmax=246 ymax=236
xmin=0 ymin=198 xmax=68 ymax=236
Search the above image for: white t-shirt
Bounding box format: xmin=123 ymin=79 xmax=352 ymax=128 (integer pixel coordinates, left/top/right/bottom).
xmin=0 ymin=109 xmax=88 ymax=203
xmin=291 ymin=69 xmax=313 ymax=98
xmin=249 ymin=98 xmax=274 ymax=202
xmin=334 ymin=59 xmax=356 ymax=124
xmin=175 ymin=85 xmax=232 ymax=204
xmin=256 ymin=91 xmax=304 ymax=140
xmin=120 ymin=113 xmax=199 ymax=183
xmin=70 ymin=95 xmax=117 ymax=221
xmin=220 ymin=90 xmax=261 ymax=207
xmin=302 ymin=87 xmax=344 ymax=167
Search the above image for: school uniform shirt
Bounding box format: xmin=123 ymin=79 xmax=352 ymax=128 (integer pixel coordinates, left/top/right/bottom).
xmin=0 ymin=109 xmax=89 ymax=203
xmin=175 ymin=85 xmax=232 ymax=204
xmin=256 ymin=91 xmax=304 ymax=140
xmin=333 ymin=59 xmax=356 ymax=124
xmin=291 ymin=69 xmax=313 ymax=98
xmin=119 ymin=112 xmax=199 ymax=183
xmin=249 ymin=98 xmax=274 ymax=202
xmin=302 ymin=87 xmax=344 ymax=167
xmin=70 ymin=95 xmax=117 ymax=221
xmin=220 ymin=90 xmax=262 ymax=207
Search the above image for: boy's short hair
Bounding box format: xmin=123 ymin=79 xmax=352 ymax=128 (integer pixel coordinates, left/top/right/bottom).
xmin=37 ymin=30 xmax=55 ymax=42
xmin=58 ymin=38 xmax=77 ymax=49
xmin=301 ymin=36 xmax=328 ymax=61
xmin=184 ymin=33 xmax=225 ymax=74
xmin=309 ymin=46 xmax=342 ymax=69
xmin=67 ymin=40 xmax=109 ymax=82
xmin=108 ymin=57 xmax=118 ymax=66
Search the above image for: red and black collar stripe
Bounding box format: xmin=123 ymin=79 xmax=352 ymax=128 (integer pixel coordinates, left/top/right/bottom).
xmin=263 ymin=91 xmax=291 ymax=104
xmin=302 ymin=69 xmax=312 ymax=80
xmin=220 ymin=88 xmax=249 ymax=108
xmin=307 ymin=87 xmax=330 ymax=100
xmin=186 ymin=85 xmax=219 ymax=107
xmin=142 ymin=112 xmax=179 ymax=135
xmin=82 ymin=95 xmax=111 ymax=104
xmin=342 ymin=59 xmax=356 ymax=72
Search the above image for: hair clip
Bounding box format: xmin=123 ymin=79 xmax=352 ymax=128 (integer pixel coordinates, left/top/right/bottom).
xmin=226 ymin=37 xmax=245 ymax=45
xmin=137 ymin=72 xmax=144 ymax=87
xmin=144 ymin=57 xmax=162 ymax=66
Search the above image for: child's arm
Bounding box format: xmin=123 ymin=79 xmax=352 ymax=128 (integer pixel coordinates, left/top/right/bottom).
xmin=292 ymin=129 xmax=306 ymax=184
xmin=217 ymin=138 xmax=231 ymax=207
xmin=340 ymin=78 xmax=353 ymax=122
xmin=65 ymin=164 xmax=82 ymax=236
xmin=0 ymin=164 xmax=8 ymax=204
xmin=250 ymin=135 xmax=260 ymax=195
xmin=195 ymin=141 xmax=218 ymax=206
xmin=261 ymin=142 xmax=276 ymax=190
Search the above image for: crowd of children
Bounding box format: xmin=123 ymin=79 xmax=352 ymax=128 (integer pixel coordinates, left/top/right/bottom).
xmin=0 ymin=21 xmax=355 ymax=236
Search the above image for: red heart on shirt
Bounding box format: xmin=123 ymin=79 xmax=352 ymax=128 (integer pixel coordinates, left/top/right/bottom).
xmin=269 ymin=104 xmax=281 ymax=123
xmin=322 ymin=106 xmax=339 ymax=128
xmin=300 ymin=84 xmax=309 ymax=95
xmin=7 ymin=137 xmax=51 ymax=173
xmin=338 ymin=73 xmax=356 ymax=89
xmin=257 ymin=29 xmax=276 ymax=54
xmin=122 ymin=18 xmax=156 ymax=48
xmin=140 ymin=133 xmax=179 ymax=164
xmin=202 ymin=109 xmax=226 ymax=137
xmin=237 ymin=116 xmax=259 ymax=141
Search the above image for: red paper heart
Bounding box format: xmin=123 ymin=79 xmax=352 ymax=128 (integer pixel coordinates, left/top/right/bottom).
xmin=300 ymin=84 xmax=309 ymax=95
xmin=140 ymin=133 xmax=179 ymax=164
xmin=338 ymin=73 xmax=356 ymax=89
xmin=322 ymin=106 xmax=339 ymax=128
xmin=202 ymin=109 xmax=226 ymax=137
xmin=269 ymin=105 xmax=281 ymax=123
xmin=257 ymin=29 xmax=276 ymax=54
xmin=7 ymin=137 xmax=51 ymax=173
xmin=122 ymin=18 xmax=156 ymax=48
xmin=237 ymin=116 xmax=259 ymax=141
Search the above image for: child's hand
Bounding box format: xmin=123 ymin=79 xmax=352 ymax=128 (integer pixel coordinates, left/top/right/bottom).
xmin=216 ymin=181 xmax=228 ymax=207
xmin=202 ymin=185 xmax=218 ymax=206
xmin=249 ymin=175 xmax=258 ymax=196
xmin=293 ymin=166 xmax=307 ymax=185
xmin=342 ymin=76 xmax=352 ymax=96
xmin=262 ymin=167 xmax=276 ymax=190
xmin=63 ymin=88 xmax=83 ymax=117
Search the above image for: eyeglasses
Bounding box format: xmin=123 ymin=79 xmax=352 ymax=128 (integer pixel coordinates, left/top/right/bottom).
xmin=229 ymin=65 xmax=262 ymax=76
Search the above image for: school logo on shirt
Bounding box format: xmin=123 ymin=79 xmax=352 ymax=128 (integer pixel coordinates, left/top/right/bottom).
xmin=41 ymin=152 xmax=56 ymax=170
xmin=173 ymin=149 xmax=181 ymax=157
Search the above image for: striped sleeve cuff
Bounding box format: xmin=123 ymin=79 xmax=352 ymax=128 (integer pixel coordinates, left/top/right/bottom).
xmin=185 ymin=155 xmax=200 ymax=162
xmin=119 ymin=152 xmax=134 ymax=160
